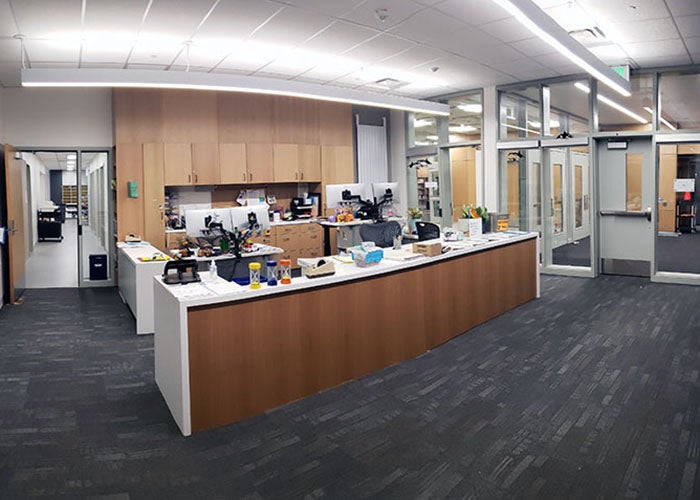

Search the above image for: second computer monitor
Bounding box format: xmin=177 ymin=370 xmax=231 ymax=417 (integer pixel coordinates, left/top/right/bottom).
xmin=325 ymin=183 xmax=371 ymax=209
xmin=186 ymin=208 xmax=234 ymax=237
xmin=372 ymin=182 xmax=399 ymax=203
xmin=230 ymin=204 xmax=271 ymax=232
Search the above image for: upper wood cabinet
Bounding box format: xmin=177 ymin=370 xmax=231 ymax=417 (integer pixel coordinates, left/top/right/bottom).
xmin=246 ymin=143 xmax=275 ymax=183
xmin=164 ymin=143 xmax=192 ymax=186
xmin=192 ymin=143 xmax=220 ymax=185
xmin=273 ymin=144 xmax=300 ymax=182
xmin=219 ymin=143 xmax=247 ymax=184
xmin=299 ymin=144 xmax=321 ymax=182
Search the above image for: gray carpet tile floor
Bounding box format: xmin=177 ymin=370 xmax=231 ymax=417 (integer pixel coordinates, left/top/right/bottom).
xmin=0 ymin=275 xmax=699 ymax=499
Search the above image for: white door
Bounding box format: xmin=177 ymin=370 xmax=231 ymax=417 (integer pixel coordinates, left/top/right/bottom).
xmin=548 ymin=149 xmax=568 ymax=249
xmin=572 ymin=151 xmax=590 ymax=241
xmin=597 ymin=138 xmax=653 ymax=276
xmin=527 ymin=149 xmax=542 ymax=235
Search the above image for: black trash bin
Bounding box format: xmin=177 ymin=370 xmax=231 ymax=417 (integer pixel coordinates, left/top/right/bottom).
xmin=89 ymin=254 xmax=108 ymax=280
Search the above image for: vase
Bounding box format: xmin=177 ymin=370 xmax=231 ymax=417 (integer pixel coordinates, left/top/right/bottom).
xmin=409 ymin=218 xmax=422 ymax=233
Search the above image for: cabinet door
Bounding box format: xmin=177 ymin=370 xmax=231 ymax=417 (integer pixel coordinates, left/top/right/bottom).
xmin=299 ymin=144 xmax=321 ymax=182
xmin=192 ymin=143 xmax=220 ymax=185
xmin=164 ymin=143 xmax=193 ymax=185
xmin=246 ymin=143 xmax=274 ymax=183
xmin=219 ymin=143 xmax=248 ymax=184
xmin=273 ymin=143 xmax=300 ymax=182
xmin=143 ymin=143 xmax=165 ymax=249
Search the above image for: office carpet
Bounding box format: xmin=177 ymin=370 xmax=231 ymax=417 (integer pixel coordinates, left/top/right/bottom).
xmin=552 ymin=237 xmax=591 ymax=267
xmin=1 ymin=277 xmax=699 ymax=499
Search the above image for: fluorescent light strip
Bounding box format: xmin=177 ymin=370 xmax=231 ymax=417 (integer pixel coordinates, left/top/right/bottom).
xmin=491 ymin=0 xmax=630 ymax=97
xmin=22 ymin=68 xmax=450 ymax=116
xmin=643 ymin=106 xmax=677 ymax=131
xmin=574 ymin=82 xmax=647 ymax=124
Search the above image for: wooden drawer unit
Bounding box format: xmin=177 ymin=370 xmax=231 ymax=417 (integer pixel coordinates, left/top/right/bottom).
xmin=269 ymin=223 xmax=324 ymax=268
xmin=249 ymin=229 xmax=273 ymax=246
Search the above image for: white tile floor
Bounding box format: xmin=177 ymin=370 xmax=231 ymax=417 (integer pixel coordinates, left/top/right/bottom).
xmin=25 ymin=219 xmax=111 ymax=288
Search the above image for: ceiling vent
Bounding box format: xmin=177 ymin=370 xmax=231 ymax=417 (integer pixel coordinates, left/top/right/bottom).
xmin=568 ymin=27 xmax=608 ymax=47
xmin=370 ymin=78 xmax=410 ymax=90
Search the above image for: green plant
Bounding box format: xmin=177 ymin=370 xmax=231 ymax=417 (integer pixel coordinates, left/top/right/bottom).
xmin=461 ymin=204 xmax=489 ymax=220
xmin=407 ymin=207 xmax=424 ymax=219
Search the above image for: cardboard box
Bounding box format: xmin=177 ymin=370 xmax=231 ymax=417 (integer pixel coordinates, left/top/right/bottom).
xmin=413 ymin=241 xmax=442 ymax=257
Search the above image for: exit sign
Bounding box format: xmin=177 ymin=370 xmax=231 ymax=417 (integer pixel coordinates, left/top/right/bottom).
xmin=611 ymin=65 xmax=630 ymax=81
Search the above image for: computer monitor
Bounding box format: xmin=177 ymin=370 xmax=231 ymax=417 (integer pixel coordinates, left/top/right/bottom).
xmin=372 ymin=182 xmax=399 ymax=204
xmin=230 ymin=204 xmax=271 ymax=232
xmin=185 ymin=208 xmax=233 ymax=237
xmin=325 ymin=183 xmax=371 ymax=209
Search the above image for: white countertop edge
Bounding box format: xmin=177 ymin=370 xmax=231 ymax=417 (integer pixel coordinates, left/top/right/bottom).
xmin=155 ymin=233 xmax=538 ymax=308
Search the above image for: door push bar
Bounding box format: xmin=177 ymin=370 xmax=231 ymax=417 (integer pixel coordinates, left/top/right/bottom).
xmin=600 ymin=208 xmax=652 ymax=222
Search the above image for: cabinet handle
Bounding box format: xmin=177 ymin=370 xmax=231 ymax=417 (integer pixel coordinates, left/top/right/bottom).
xmin=249 ymin=172 xmax=252 ymax=181
xmin=188 ymin=173 xmax=191 ymax=183
xmin=295 ymin=172 xmax=298 ymax=180
xmin=194 ymin=173 xmax=198 ymax=183
xmin=243 ymin=172 xmax=246 ymax=182
xmin=301 ymin=172 xmax=304 ymax=180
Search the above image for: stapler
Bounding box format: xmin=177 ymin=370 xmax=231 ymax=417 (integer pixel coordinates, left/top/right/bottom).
xmin=304 ymin=258 xmax=336 ymax=278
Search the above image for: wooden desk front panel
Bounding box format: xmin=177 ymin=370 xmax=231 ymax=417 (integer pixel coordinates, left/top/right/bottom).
xmin=187 ymin=238 xmax=537 ymax=432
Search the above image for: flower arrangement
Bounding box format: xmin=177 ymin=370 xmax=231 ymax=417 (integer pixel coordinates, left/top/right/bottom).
xmin=407 ymin=207 xmax=424 ymax=219
xmin=461 ymin=204 xmax=489 ymax=220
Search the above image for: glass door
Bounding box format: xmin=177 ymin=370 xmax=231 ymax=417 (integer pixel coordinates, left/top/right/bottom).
xmin=549 ymin=149 xmax=568 ymax=249
xmin=78 ymin=151 xmax=114 ymax=286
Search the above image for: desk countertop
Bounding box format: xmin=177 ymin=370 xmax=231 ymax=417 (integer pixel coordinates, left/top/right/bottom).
xmin=156 ymin=231 xmax=538 ymax=307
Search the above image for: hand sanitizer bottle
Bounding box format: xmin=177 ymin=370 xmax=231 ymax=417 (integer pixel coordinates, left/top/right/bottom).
xmin=209 ymin=259 xmax=217 ymax=280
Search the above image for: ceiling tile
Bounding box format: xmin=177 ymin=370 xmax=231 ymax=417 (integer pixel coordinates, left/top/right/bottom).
xmin=587 ymin=43 xmax=630 ymax=64
xmin=24 ymin=37 xmax=80 ymax=62
xmin=128 ymin=40 xmax=182 ymax=65
xmin=611 ymin=18 xmax=680 ymax=44
xmin=276 ymin=0 xmax=365 ymax=18
xmin=433 ymin=0 xmax=511 ymax=26
xmin=468 ymin=42 xmax=527 ymax=65
xmin=139 ymin=0 xmax=215 ymax=39
xmin=380 ymin=44 xmax=448 ymax=70
xmin=301 ymin=21 xmax=378 ymax=54
xmin=215 ymin=44 xmax=278 ymax=73
xmin=0 ymin=0 xmax=18 ymax=37
xmin=666 ymin=0 xmax=700 ymax=17
xmin=0 ymin=38 xmax=21 ymax=62
xmin=388 ymin=7 xmax=466 ymax=44
xmin=625 ymin=38 xmax=688 ymax=59
xmin=0 ymin=60 xmax=21 ymax=86
xmin=248 ymin=6 xmax=334 ymax=46
xmin=342 ymin=0 xmax=425 ymax=31
xmin=125 ymin=62 xmax=169 ymax=70
xmin=589 ymin=0 xmax=671 ymax=22
xmin=296 ymin=63 xmax=361 ymax=83
xmin=481 ymin=17 xmax=538 ymax=43
xmin=80 ymin=38 xmax=132 ymax=64
xmin=83 ymin=0 xmax=147 ymax=37
xmin=431 ymin=26 xmax=502 ymax=55
xmin=682 ymin=36 xmax=700 ymax=53
xmin=196 ymin=0 xmax=282 ymax=40
xmin=675 ymin=15 xmax=700 ymax=39
xmin=80 ymin=62 xmax=125 ymax=69
xmin=11 ymin=0 xmax=81 ymax=38
xmin=509 ymin=37 xmax=557 ymax=57
xmin=633 ymin=53 xmax=692 ymax=67
xmin=341 ymin=33 xmax=415 ymax=64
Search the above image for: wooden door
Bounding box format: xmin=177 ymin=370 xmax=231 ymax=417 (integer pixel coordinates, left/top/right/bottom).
xmin=143 ymin=143 xmax=165 ymax=250
xmin=164 ymin=143 xmax=193 ymax=185
xmin=299 ymin=144 xmax=321 ymax=182
xmin=273 ymin=143 xmax=299 ymax=182
xmin=246 ymin=143 xmax=274 ymax=183
xmin=116 ymin=143 xmax=145 ymax=240
xmin=192 ymin=143 xmax=220 ymax=185
xmin=4 ymin=145 xmax=25 ymax=303
xmin=658 ymin=145 xmax=677 ymax=232
xmin=450 ymin=147 xmax=476 ymax=221
xmin=219 ymin=143 xmax=248 ymax=184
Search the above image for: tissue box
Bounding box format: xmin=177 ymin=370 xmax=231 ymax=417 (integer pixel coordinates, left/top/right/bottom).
xmin=413 ymin=241 xmax=442 ymax=257
xmin=350 ymin=244 xmax=384 ymax=267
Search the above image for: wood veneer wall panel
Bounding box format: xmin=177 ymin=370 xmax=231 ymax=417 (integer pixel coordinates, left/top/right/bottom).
xmin=217 ymin=93 xmax=274 ymax=143
xmin=113 ymin=89 xmax=163 ymax=143
xmin=115 ymin=143 xmax=144 ymax=240
xmin=142 ymin=143 xmax=165 ymax=250
xmin=318 ymin=101 xmax=352 ymax=146
xmin=187 ymin=238 xmax=537 ymax=432
xmin=162 ymin=90 xmax=218 ymax=143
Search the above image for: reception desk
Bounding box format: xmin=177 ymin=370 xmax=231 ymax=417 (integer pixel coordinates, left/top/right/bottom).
xmin=154 ymin=232 xmax=539 ymax=435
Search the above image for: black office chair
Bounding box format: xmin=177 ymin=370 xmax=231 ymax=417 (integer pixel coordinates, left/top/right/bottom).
xmin=359 ymin=221 xmax=402 ymax=248
xmin=416 ymin=221 xmax=440 ymax=241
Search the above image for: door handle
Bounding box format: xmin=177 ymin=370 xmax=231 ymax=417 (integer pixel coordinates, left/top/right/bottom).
xmin=550 ymin=198 xmax=554 ymax=216
xmin=645 ymin=207 xmax=652 ymax=222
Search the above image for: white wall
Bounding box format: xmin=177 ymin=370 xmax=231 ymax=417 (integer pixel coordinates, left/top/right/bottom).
xmin=1 ymin=88 xmax=113 ymax=147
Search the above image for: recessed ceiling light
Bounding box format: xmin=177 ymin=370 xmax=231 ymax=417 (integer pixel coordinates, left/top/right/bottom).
xmin=414 ymin=118 xmax=433 ymax=128
xmin=66 ymin=153 xmax=76 ymax=160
